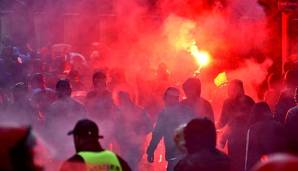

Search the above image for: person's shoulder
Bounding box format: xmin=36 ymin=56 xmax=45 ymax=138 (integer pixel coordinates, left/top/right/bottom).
xmin=60 ymin=154 xmax=85 ymax=171
xmin=86 ymin=90 xmax=97 ymax=99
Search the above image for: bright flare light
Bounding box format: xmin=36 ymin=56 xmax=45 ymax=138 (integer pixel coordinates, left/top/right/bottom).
xmin=214 ymin=72 xmax=228 ymax=87
xmin=189 ymin=43 xmax=211 ymax=67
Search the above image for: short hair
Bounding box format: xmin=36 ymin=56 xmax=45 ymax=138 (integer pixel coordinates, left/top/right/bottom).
xmin=184 ymin=118 xmax=216 ymax=151
xmin=285 ymin=69 xmax=298 ymax=88
xmin=163 ymin=87 xmax=180 ymax=99
xmin=56 ymin=79 xmax=71 ymax=97
xmin=92 ymin=71 xmax=107 ymax=84
xmin=182 ymin=78 xmax=201 ymax=97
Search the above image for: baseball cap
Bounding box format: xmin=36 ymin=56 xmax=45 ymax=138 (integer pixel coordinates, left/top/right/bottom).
xmin=67 ymin=119 xmax=103 ymax=139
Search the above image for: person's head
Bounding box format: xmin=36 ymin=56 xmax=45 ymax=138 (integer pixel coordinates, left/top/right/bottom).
xmin=249 ymin=102 xmax=273 ymax=125
xmin=228 ymin=79 xmax=245 ymax=99
xmin=30 ymin=73 xmax=45 ymax=89
xmin=13 ymin=82 xmax=28 ymax=101
xmin=163 ymin=87 xmax=180 ymax=107
xmin=184 ymin=118 xmax=216 ymax=153
xmin=68 ymin=119 xmax=103 ymax=152
xmin=56 ymin=79 xmax=72 ymax=98
xmin=267 ymin=73 xmax=282 ymax=90
xmin=92 ymin=71 xmax=107 ymax=90
xmin=284 ymin=69 xmax=298 ymax=89
xmin=182 ymin=78 xmax=201 ymax=99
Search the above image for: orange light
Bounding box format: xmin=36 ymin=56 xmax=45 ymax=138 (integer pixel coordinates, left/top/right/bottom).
xmin=189 ymin=42 xmax=211 ymax=67
xmin=214 ymin=72 xmax=228 ymax=87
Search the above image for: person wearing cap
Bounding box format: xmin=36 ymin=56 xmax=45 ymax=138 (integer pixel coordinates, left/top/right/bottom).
xmin=60 ymin=119 xmax=131 ymax=171
xmin=285 ymin=87 xmax=298 ymax=154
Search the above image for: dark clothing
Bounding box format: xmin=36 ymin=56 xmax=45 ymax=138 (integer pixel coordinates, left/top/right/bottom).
xmin=275 ymin=89 xmax=296 ymax=123
xmin=285 ymin=106 xmax=298 ymax=154
xmin=219 ymin=95 xmax=254 ymax=171
xmin=180 ymin=97 xmax=214 ymax=121
xmin=174 ymin=149 xmax=230 ymax=171
xmin=246 ymin=120 xmax=288 ymax=171
xmin=60 ymin=147 xmax=132 ymax=171
xmin=147 ymin=105 xmax=196 ymax=161
xmin=218 ymin=95 xmax=255 ymax=129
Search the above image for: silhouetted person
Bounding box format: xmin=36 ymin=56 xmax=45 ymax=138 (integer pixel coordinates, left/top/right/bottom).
xmin=5 ymin=82 xmax=37 ymax=125
xmin=30 ymin=73 xmax=56 ymax=118
xmin=115 ymin=91 xmax=152 ymax=170
xmin=264 ymin=73 xmax=282 ymax=112
xmin=174 ymin=118 xmax=230 ymax=171
xmin=245 ymin=102 xmax=287 ymax=171
xmin=146 ymin=87 xmax=196 ymax=171
xmin=46 ymin=79 xmax=87 ymax=160
xmin=275 ymin=69 xmax=298 ymax=123
xmin=60 ymin=119 xmax=131 ymax=171
xmin=0 ymin=126 xmax=42 ymax=171
xmin=218 ymin=79 xmax=255 ymax=129
xmin=85 ymin=71 xmax=115 ymax=120
xmin=285 ymin=87 xmax=298 ymax=154
xmin=218 ymin=79 xmax=254 ymax=171
xmin=181 ymin=77 xmax=214 ymax=121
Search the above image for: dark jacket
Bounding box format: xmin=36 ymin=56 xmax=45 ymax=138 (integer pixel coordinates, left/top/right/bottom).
xmin=146 ymin=104 xmax=196 ymax=160
xmin=174 ymin=149 xmax=230 ymax=171
xmin=275 ymin=89 xmax=296 ymax=123
xmin=246 ymin=120 xmax=288 ymax=171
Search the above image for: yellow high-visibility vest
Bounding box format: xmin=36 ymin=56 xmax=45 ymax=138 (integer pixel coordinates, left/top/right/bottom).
xmin=78 ymin=150 xmax=122 ymax=171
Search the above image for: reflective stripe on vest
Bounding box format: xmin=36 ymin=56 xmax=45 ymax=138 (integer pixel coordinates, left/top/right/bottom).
xmin=78 ymin=151 xmax=122 ymax=171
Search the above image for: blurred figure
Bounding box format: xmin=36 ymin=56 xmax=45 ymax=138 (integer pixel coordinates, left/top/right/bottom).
xmin=85 ymin=71 xmax=115 ymax=120
xmin=0 ymin=126 xmax=43 ymax=171
xmin=218 ymin=79 xmax=255 ymax=171
xmin=275 ymin=69 xmax=298 ymax=123
xmin=264 ymin=73 xmax=282 ymax=112
xmin=60 ymin=119 xmax=131 ymax=171
xmin=245 ymin=102 xmax=287 ymax=171
xmin=285 ymin=87 xmax=298 ymax=154
xmin=30 ymin=73 xmax=56 ymax=119
xmin=181 ymin=77 xmax=214 ymax=121
xmin=5 ymin=82 xmax=37 ymax=125
xmin=251 ymin=154 xmax=298 ymax=171
xmin=115 ymin=91 xmax=152 ymax=170
xmin=146 ymin=87 xmax=196 ymax=171
xmin=174 ymin=118 xmax=230 ymax=171
xmin=45 ymin=79 xmax=87 ymax=160
xmin=218 ymin=79 xmax=255 ymax=129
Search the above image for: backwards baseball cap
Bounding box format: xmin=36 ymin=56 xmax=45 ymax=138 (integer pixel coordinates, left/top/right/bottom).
xmin=68 ymin=119 xmax=103 ymax=139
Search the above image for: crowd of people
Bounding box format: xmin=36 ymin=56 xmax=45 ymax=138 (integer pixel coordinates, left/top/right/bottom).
xmin=1 ymin=39 xmax=298 ymax=171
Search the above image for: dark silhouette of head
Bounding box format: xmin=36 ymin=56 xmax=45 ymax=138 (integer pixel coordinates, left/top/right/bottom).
xmin=56 ymin=79 xmax=72 ymax=98
xmin=183 ymin=78 xmax=201 ymax=100
xmin=285 ymin=69 xmax=298 ymax=89
xmin=228 ymin=79 xmax=245 ymax=99
xmin=249 ymin=102 xmax=273 ymax=125
xmin=163 ymin=87 xmax=180 ymax=107
xmin=68 ymin=119 xmax=103 ymax=152
xmin=184 ymin=118 xmax=216 ymax=153
xmin=30 ymin=73 xmax=45 ymax=89
xmin=92 ymin=71 xmax=107 ymax=90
